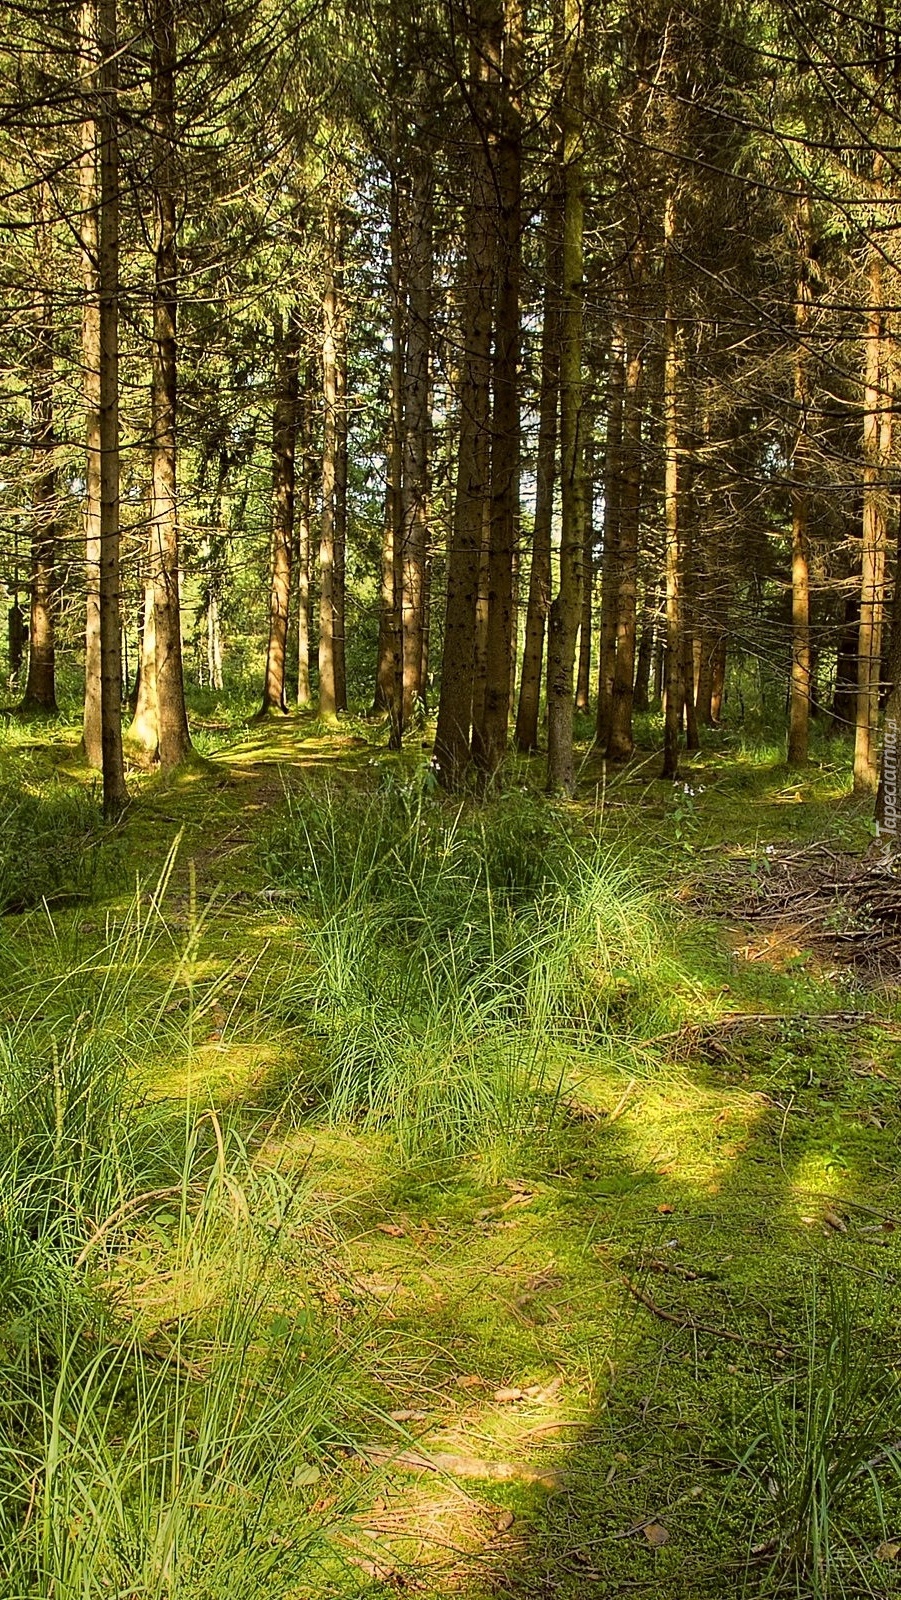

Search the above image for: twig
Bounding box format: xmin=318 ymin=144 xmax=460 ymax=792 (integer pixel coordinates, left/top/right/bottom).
xmin=618 ymin=1273 xmax=789 ymax=1354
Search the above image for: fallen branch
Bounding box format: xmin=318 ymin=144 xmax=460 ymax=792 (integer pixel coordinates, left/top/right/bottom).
xmin=353 ymin=1443 xmax=561 ymax=1490
xmin=618 ymin=1274 xmax=790 ymax=1355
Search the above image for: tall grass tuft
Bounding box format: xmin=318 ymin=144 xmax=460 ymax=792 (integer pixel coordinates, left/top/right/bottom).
xmin=728 ymin=1278 xmax=901 ymax=1598
xmin=265 ymin=781 xmax=671 ymax=1160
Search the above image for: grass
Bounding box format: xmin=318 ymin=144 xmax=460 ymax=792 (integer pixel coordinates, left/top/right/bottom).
xmin=0 ymin=698 xmax=899 ymax=1597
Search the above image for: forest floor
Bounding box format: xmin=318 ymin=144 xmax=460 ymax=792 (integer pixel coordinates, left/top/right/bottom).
xmin=2 ymin=698 xmax=901 ymax=1599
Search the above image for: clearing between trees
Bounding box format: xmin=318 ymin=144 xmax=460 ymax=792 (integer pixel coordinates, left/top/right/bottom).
xmin=1 ymin=704 xmax=900 ymax=1600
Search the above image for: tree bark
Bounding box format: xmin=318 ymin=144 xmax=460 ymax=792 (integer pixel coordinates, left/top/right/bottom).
xmin=260 ymin=318 xmax=298 ymax=715
xmin=515 ymin=169 xmax=562 ymax=753
xmin=80 ymin=1 xmax=103 ymax=766
xmin=296 ymin=364 xmax=313 ymax=708
xmin=854 ymin=241 xmax=891 ymax=792
xmin=606 ymin=264 xmax=643 ymax=761
xmin=575 ymin=411 xmax=595 ymax=713
xmin=148 ymin=0 xmax=191 ymax=769
xmin=787 ymin=190 xmax=813 ymax=767
xmin=97 ymin=0 xmax=127 ymax=816
xmin=661 ymin=192 xmax=681 ymax=782
xmin=474 ymin=0 xmax=522 ymax=778
xmin=433 ymin=8 xmax=496 ymax=789
xmin=22 ymin=183 xmax=57 ymax=714
xmin=546 ymin=0 xmax=585 ymax=794
xmin=401 ymin=103 xmax=433 ymax=724
xmin=334 ymin=220 xmax=348 ymax=713
xmin=595 ymin=319 xmax=624 ymax=746
xmin=318 ymin=209 xmax=340 ymax=722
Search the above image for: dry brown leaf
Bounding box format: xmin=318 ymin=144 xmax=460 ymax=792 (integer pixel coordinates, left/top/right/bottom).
xmin=376 ymin=1223 xmax=406 ymax=1238
xmin=494 ymin=1509 xmax=516 ymax=1531
xmin=876 ymin=1541 xmax=901 ymax=1561
xmin=456 ymin=1373 xmax=484 ymax=1389
xmin=643 ymin=1522 xmax=670 ymax=1548
xmin=389 ymin=1409 xmax=427 ymax=1423
xmin=656 ymin=1204 xmax=675 ymax=1216
xmin=823 ymin=1210 xmax=848 ymax=1234
xmin=493 ymin=1387 xmax=524 ymax=1403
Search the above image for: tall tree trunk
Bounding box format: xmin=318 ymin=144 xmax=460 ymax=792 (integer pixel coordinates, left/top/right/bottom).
xmin=401 ymin=105 xmax=433 ymax=724
xmin=474 ymin=0 xmax=522 ymax=778
xmin=131 ymin=571 xmax=158 ymax=747
xmin=334 ymin=220 xmax=348 ymax=713
xmin=595 ymin=320 xmax=624 ymax=746
xmin=787 ymin=189 xmax=812 ymax=767
xmin=148 ymin=0 xmax=190 ymax=769
xmin=296 ymin=365 xmax=313 ymax=708
xmin=831 ymin=591 xmax=859 ymax=733
xmin=854 ymin=244 xmax=891 ymax=791
xmin=575 ymin=412 xmax=595 ymax=713
xmin=97 ymin=0 xmax=127 ymax=817
xmin=260 ymin=319 xmax=298 ymax=715
xmin=433 ymin=10 xmax=496 ymax=789
xmin=876 ymin=531 xmax=901 ymax=839
xmin=22 ymin=184 xmax=57 ymax=713
xmin=318 ymin=209 xmax=340 ymax=721
xmin=633 ymin=583 xmax=654 ymax=712
xmin=515 ymin=170 xmax=562 ymax=753
xmin=661 ymin=193 xmax=681 ymax=782
xmin=546 ymin=0 xmax=585 ymax=794
xmin=80 ymin=1 xmax=103 ymax=766
xmin=606 ymin=264 xmax=643 ymax=761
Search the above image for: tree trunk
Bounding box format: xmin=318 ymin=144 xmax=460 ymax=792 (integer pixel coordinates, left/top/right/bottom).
xmin=260 ymin=320 xmax=298 ymax=715
xmin=595 ymin=320 xmax=625 ymax=746
xmin=606 ymin=264 xmax=643 ymax=761
xmin=831 ymin=592 xmax=859 ymax=733
xmin=97 ymin=0 xmax=127 ymax=817
xmin=546 ymin=0 xmax=585 ymax=794
xmin=296 ymin=365 xmax=313 ymax=708
xmin=474 ymin=0 xmax=522 ymax=778
xmin=80 ymin=1 xmax=103 ymax=767
xmin=661 ymin=193 xmax=681 ymax=782
xmin=318 ymin=210 xmax=339 ymax=722
xmin=401 ymin=107 xmax=433 ymax=724
xmin=633 ymin=584 xmax=654 ymax=712
xmin=433 ymin=11 xmax=496 ymax=789
xmin=854 ymin=241 xmax=891 ymax=792
xmin=148 ymin=0 xmax=191 ymax=769
xmin=876 ymin=532 xmax=901 ymax=839
xmin=22 ymin=184 xmax=57 ymax=714
xmin=515 ymin=169 xmax=562 ymax=753
xmin=334 ymin=222 xmax=348 ymax=713
xmin=131 ymin=572 xmax=158 ymax=748
xmin=575 ymin=412 xmax=595 ymax=713
xmin=788 ymin=190 xmax=812 ymax=768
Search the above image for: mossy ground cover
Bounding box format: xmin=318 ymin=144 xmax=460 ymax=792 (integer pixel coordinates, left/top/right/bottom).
xmin=0 ymin=696 xmax=899 ymax=1597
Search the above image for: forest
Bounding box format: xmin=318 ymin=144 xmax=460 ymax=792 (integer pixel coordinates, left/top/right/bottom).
xmin=3 ymin=0 xmax=901 ymax=1595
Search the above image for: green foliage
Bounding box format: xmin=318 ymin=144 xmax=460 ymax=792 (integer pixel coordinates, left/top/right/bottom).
xmin=728 ymin=1280 xmax=901 ymax=1598
xmin=0 ymin=777 xmax=120 ymax=913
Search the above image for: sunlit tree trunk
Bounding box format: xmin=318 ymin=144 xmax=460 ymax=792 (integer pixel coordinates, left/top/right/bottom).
xmin=22 ymin=183 xmax=57 ymax=714
xmin=131 ymin=571 xmax=158 ymax=748
xmin=80 ymin=0 xmax=103 ymax=766
xmin=546 ymin=0 xmax=585 ymax=793
xmin=515 ymin=170 xmax=562 ymax=753
xmin=318 ymin=209 xmax=339 ymax=721
xmin=97 ymin=0 xmax=127 ymax=816
xmin=595 ymin=320 xmax=624 ymax=746
xmin=260 ymin=319 xmax=298 ymax=715
xmin=854 ymin=247 xmax=891 ymax=791
xmin=607 ymin=265 xmax=643 ymax=761
xmin=788 ymin=190 xmax=812 ymax=768
xmin=148 ymin=0 xmax=190 ymax=769
xmin=401 ymin=102 xmax=433 ymax=723
xmin=296 ymin=365 xmax=313 ymax=708
xmin=334 ymin=220 xmax=348 ymax=713
xmin=575 ymin=412 xmax=595 ymax=713
xmin=661 ymin=192 xmax=682 ymax=782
